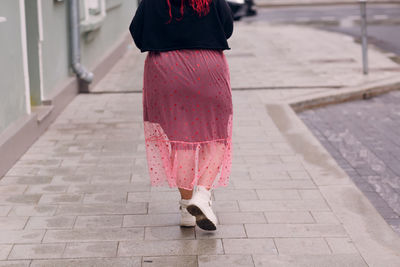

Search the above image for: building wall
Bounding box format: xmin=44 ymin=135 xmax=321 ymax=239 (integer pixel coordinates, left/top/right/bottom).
xmin=0 ymin=0 xmax=29 ymax=133
xmin=40 ymin=0 xmax=136 ymax=99
xmin=40 ymin=0 xmax=71 ymax=99
xmin=0 ymin=0 xmax=136 ymax=132
xmin=81 ymin=0 xmax=135 ymax=70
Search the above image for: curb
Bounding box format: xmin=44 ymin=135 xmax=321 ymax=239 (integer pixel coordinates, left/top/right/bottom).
xmin=265 ymin=101 xmax=400 ymax=266
xmin=256 ymin=0 xmax=400 ymax=8
xmin=288 ymin=75 xmax=400 ymax=112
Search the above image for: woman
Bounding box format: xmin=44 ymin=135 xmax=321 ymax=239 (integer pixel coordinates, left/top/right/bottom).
xmin=129 ymin=0 xmax=234 ymax=231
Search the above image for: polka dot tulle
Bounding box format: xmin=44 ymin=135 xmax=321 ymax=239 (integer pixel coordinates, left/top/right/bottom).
xmin=142 ymin=49 xmax=233 ymax=190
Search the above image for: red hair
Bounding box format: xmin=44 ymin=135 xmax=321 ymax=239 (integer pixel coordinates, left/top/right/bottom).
xmin=166 ymin=0 xmax=212 ymax=23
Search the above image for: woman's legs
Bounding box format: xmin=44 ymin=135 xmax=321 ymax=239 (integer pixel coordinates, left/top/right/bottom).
xmin=197 ymin=142 xmax=226 ymax=188
xmin=171 ymin=145 xmax=196 ymax=199
xmin=173 ymin=142 xmax=226 ymax=198
xmin=179 ymin=188 xmax=193 ymax=200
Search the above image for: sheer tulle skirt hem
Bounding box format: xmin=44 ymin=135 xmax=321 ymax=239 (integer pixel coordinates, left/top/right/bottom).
xmin=143 ymin=115 xmax=233 ymax=191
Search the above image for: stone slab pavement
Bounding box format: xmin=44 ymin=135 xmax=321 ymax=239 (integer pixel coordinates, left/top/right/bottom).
xmin=1 ymin=21 xmax=400 ymax=266
xmin=92 ymin=21 xmax=400 ymax=94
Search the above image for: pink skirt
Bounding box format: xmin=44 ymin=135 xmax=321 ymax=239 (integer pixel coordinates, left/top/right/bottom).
xmin=142 ymin=49 xmax=233 ymax=190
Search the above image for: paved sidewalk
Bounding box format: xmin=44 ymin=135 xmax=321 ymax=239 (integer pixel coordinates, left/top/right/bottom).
xmin=92 ymin=22 xmax=399 ymax=93
xmin=1 ymin=21 xmax=400 ymax=266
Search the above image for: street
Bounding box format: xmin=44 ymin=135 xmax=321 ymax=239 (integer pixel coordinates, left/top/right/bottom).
xmin=244 ymin=4 xmax=400 ymax=56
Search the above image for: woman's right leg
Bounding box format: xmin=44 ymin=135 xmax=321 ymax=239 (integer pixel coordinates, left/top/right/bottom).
xmin=170 ymin=144 xmax=196 ymax=198
xmin=197 ymin=142 xmax=227 ymax=188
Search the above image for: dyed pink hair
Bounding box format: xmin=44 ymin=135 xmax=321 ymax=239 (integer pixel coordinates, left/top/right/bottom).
xmin=166 ymin=0 xmax=212 ymax=23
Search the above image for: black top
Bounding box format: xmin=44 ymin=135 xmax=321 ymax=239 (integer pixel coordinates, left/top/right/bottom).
xmin=129 ymin=0 xmax=234 ymax=52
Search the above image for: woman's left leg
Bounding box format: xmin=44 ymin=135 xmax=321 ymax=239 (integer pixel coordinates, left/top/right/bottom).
xmin=197 ymin=142 xmax=227 ymax=188
xmin=171 ymin=146 xmax=197 ymax=227
xmin=171 ymin=147 xmax=196 ymax=196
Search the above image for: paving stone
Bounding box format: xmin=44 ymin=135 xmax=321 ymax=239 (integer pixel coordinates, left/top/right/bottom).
xmin=232 ymin=180 xmax=316 ymax=190
xmin=0 ymin=260 xmax=30 ymax=267
xmin=245 ymin=224 xmax=348 ymax=238
xmin=274 ymin=237 xmax=331 ymax=254
xmin=25 ymin=185 xmax=69 ymax=194
xmin=147 ymin=201 xmax=180 ymax=214
xmin=195 ymin=224 xmax=246 ymax=239
xmin=0 ymin=230 xmax=45 ymax=244
xmin=36 ymin=167 xmax=77 ymax=177
xmin=0 ymin=217 xmax=29 ymax=230
xmin=123 ymin=214 xmax=180 ymax=227
xmin=213 ymin=201 xmax=240 ymax=212
xmin=39 ymin=194 xmax=83 ymax=204
xmin=297 ymin=189 xmax=325 ymax=200
xmin=248 ymin=169 xmax=291 ymax=180
xmin=25 ymin=216 xmax=75 ymax=230
xmin=89 ymin=174 xmax=132 ymax=184
xmin=143 ymin=256 xmax=197 ymax=267
xmin=222 ymin=238 xmax=277 ymax=254
xmin=74 ymin=215 xmax=123 ymax=228
xmin=325 ymin=237 xmax=359 ymax=254
xmin=43 ymin=228 xmax=144 ymax=243
xmin=8 ymin=243 xmax=65 ymax=260
xmin=55 ymin=203 xmax=147 ymax=216
xmin=256 ymin=189 xmax=300 ymax=200
xmin=212 ymin=189 xmax=258 ymax=201
xmin=5 ymin=168 xmax=39 ymax=176
xmin=0 ymin=194 xmax=41 ymax=205
xmin=287 ymin=171 xmax=310 ymax=180
xmin=144 ymin=226 xmax=195 ymax=240
xmin=0 ymin=206 xmax=11 ymax=216
xmin=0 ymin=185 xmax=28 ymax=195
xmin=83 ymin=193 xmax=127 ymax=204
xmin=252 ymin=254 xmax=367 ymax=267
xmin=8 ymin=205 xmax=57 ymax=217
xmin=67 ymin=183 xmax=150 ymax=194
xmin=51 ymin=175 xmax=90 ymax=185
xmin=148 ymin=200 xmax=239 ymax=214
xmin=30 ymin=258 xmax=141 ymax=267
xmin=127 ymin=191 xmax=180 ymax=202
xmin=264 ymin=211 xmax=314 ymax=224
xmin=63 ymin=242 xmax=118 ymax=258
xmin=0 ymin=245 xmax=12 ymax=260
xmin=217 ymin=212 xmax=266 ymax=225
xmin=0 ymin=176 xmax=52 ymax=185
xmin=118 ymin=239 xmax=224 ymax=256
xmin=239 ymin=199 xmax=330 ymax=212
xmin=198 ymin=254 xmax=254 ymax=267
xmin=311 ymin=211 xmax=341 ymax=224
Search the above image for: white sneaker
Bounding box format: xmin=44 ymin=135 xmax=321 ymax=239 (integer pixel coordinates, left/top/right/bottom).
xmin=187 ymin=186 xmax=218 ymax=231
xmin=179 ymin=199 xmax=196 ymax=227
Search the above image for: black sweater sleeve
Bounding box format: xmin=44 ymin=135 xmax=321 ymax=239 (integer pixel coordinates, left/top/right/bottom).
xmin=129 ymin=0 xmax=145 ymax=50
xmin=216 ymin=0 xmax=234 ymax=39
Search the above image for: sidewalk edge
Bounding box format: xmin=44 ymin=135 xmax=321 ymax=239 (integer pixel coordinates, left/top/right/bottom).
xmin=266 ymin=101 xmax=400 ymax=266
xmin=288 ymin=76 xmax=400 ymax=112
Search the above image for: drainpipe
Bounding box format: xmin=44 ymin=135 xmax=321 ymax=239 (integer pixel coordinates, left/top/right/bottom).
xmin=69 ymin=0 xmax=93 ymax=90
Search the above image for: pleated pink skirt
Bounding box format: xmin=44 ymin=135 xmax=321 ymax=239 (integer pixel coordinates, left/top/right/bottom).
xmin=142 ymin=49 xmax=233 ymax=190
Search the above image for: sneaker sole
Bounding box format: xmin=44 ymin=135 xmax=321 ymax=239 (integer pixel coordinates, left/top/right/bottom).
xmin=186 ymin=204 xmax=217 ymax=231
xmin=180 ymin=224 xmax=196 ymax=228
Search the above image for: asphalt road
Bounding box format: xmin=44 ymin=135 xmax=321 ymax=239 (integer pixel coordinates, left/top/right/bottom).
xmin=243 ymin=4 xmax=400 ymax=56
